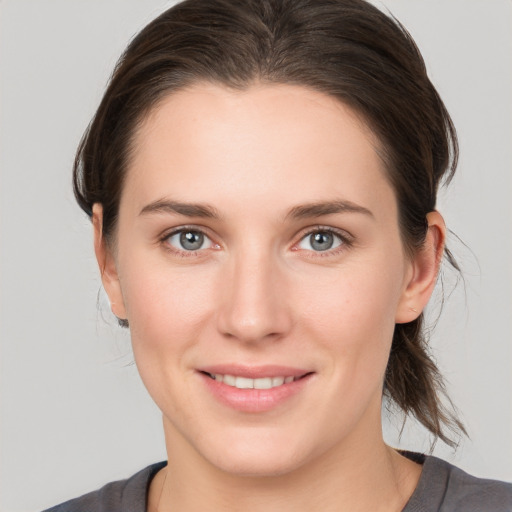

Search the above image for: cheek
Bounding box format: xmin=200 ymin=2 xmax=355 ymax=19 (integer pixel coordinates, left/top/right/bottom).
xmin=119 ymin=254 xmax=218 ymax=359
xmin=297 ymin=257 xmax=405 ymax=375
xmin=117 ymin=255 xmax=222 ymax=416
xmin=302 ymin=261 xmax=402 ymax=331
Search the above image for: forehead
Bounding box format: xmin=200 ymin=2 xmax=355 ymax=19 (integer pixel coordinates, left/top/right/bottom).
xmin=123 ymin=82 xmax=395 ymax=220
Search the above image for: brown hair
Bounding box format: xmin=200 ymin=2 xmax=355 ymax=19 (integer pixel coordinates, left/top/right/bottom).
xmin=73 ymin=0 xmax=464 ymax=446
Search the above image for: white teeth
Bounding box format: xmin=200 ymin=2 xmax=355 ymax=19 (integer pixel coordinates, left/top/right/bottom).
xmin=271 ymin=376 xmax=285 ymax=387
xmin=254 ymin=377 xmax=272 ymax=389
xmin=235 ymin=376 xmax=253 ymax=389
xmin=211 ymin=373 xmax=297 ymax=389
xmin=223 ymin=374 xmax=236 ymax=386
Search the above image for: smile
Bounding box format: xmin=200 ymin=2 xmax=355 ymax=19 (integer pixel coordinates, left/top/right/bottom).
xmin=205 ymin=373 xmax=299 ymax=389
xmin=198 ymin=368 xmax=314 ymax=412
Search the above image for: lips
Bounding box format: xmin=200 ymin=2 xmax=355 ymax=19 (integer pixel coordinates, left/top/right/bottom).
xmin=197 ymin=365 xmax=314 ymax=412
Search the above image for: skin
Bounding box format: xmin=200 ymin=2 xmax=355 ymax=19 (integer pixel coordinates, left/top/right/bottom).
xmin=93 ymin=83 xmax=445 ymax=511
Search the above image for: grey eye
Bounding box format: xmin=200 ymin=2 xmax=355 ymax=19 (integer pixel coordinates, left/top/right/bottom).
xmin=180 ymin=231 xmax=204 ymax=250
xmin=167 ymin=230 xmax=210 ymax=251
xmin=298 ymin=231 xmax=342 ymax=252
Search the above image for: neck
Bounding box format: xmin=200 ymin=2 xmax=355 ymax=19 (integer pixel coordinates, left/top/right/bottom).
xmin=153 ymin=412 xmax=421 ymax=512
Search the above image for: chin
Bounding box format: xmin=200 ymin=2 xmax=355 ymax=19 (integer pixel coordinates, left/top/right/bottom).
xmin=197 ymin=428 xmax=318 ymax=478
xmin=210 ymin=452 xmax=304 ymax=478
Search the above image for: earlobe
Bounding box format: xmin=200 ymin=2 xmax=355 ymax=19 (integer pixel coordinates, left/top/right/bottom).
xmin=395 ymin=211 xmax=446 ymax=324
xmin=92 ymin=204 xmax=127 ymax=321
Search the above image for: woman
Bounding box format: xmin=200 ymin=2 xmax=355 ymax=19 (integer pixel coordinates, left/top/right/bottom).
xmin=42 ymin=0 xmax=512 ymax=510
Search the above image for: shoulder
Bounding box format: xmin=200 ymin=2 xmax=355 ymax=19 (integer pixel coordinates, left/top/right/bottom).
xmin=406 ymin=455 xmax=512 ymax=512
xmin=42 ymin=462 xmax=166 ymax=512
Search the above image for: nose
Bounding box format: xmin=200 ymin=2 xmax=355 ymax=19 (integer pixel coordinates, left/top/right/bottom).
xmin=216 ymin=250 xmax=293 ymax=344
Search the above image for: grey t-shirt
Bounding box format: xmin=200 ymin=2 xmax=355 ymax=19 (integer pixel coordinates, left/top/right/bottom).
xmin=43 ymin=455 xmax=512 ymax=511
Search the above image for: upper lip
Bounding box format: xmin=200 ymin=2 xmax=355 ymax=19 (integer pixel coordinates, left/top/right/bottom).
xmin=197 ymin=364 xmax=312 ymax=379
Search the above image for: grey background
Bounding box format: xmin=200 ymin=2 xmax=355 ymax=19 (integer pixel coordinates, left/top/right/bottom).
xmin=1 ymin=1 xmax=511 ymax=511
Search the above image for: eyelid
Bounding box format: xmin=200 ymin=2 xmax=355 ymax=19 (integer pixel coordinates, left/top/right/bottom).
xmin=159 ymin=225 xmax=220 ymax=256
xmin=292 ymin=225 xmax=354 ymax=255
xmin=157 ymin=224 xmax=353 ymax=257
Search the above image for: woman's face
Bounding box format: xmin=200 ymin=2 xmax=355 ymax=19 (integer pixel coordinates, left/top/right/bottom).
xmin=98 ymin=83 xmax=428 ymax=476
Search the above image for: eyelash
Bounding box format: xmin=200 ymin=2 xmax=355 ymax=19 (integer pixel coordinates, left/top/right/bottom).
xmin=159 ymin=225 xmax=353 ymax=258
xmin=159 ymin=225 xmax=218 ymax=258
xmin=293 ymin=226 xmax=353 ymax=258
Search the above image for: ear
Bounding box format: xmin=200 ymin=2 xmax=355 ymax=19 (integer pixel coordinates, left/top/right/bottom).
xmin=92 ymin=204 xmax=127 ymax=321
xmin=395 ymin=211 xmax=446 ymax=324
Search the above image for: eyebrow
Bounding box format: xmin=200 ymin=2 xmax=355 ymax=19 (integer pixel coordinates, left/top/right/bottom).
xmin=139 ymin=198 xmax=374 ymax=221
xmin=139 ymin=199 xmax=221 ymax=219
xmin=285 ymin=200 xmax=374 ymax=220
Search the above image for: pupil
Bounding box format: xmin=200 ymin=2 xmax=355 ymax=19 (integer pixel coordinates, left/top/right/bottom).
xmin=180 ymin=231 xmax=204 ymax=250
xmin=311 ymin=232 xmax=333 ymax=251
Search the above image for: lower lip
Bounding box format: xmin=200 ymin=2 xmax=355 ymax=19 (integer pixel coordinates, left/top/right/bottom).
xmin=199 ymin=372 xmax=313 ymax=413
